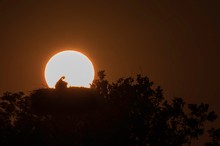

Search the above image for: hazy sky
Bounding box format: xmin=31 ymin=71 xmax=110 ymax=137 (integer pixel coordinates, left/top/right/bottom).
xmin=1 ymin=0 xmax=220 ymax=117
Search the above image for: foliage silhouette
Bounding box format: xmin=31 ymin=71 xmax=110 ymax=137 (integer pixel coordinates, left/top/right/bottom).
xmin=0 ymin=71 xmax=219 ymax=146
xmin=206 ymin=128 xmax=220 ymax=146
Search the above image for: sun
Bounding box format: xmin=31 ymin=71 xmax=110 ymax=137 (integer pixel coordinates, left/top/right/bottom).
xmin=45 ymin=50 xmax=95 ymax=88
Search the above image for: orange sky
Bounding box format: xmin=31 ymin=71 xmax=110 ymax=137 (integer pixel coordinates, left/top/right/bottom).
xmin=1 ymin=0 xmax=220 ymax=129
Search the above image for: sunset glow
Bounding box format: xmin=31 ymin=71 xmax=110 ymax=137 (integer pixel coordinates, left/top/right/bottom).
xmin=45 ymin=50 xmax=95 ymax=88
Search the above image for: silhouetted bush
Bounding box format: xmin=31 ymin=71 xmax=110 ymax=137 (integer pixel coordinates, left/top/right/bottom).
xmin=0 ymin=71 xmax=219 ymax=146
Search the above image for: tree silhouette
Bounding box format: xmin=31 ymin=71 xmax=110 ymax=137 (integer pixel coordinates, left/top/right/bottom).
xmin=0 ymin=71 xmax=219 ymax=146
xmin=206 ymin=128 xmax=220 ymax=146
xmin=91 ymin=71 xmax=218 ymax=146
xmin=0 ymin=92 xmax=39 ymax=145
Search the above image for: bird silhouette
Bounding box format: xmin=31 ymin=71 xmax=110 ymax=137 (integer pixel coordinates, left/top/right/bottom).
xmin=55 ymin=76 xmax=68 ymax=89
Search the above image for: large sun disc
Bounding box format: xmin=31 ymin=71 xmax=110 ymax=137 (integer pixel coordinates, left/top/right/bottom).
xmin=45 ymin=50 xmax=95 ymax=88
